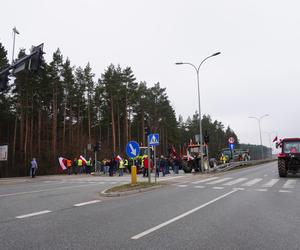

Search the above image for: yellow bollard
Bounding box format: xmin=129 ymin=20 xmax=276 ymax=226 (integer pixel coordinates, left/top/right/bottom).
xmin=131 ymin=165 xmax=137 ymax=185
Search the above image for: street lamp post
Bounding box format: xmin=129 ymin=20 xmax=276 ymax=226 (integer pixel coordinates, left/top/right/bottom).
xmin=176 ymin=52 xmax=221 ymax=172
xmin=249 ymin=114 xmax=269 ymax=160
xmin=12 ymin=27 xmax=20 ymax=64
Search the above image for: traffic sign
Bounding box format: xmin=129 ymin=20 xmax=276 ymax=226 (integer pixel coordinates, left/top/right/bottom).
xmin=228 ymin=137 xmax=235 ymax=144
xmin=148 ymin=134 xmax=159 ymax=146
xmin=229 ymin=143 xmax=235 ymax=150
xmin=126 ymin=141 xmax=140 ymax=158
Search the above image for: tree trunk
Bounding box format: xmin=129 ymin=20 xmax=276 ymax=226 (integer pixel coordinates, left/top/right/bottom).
xmin=117 ymin=105 xmax=121 ymax=154
xmin=124 ymin=90 xmax=128 ymax=149
xmin=52 ymin=85 xmax=58 ymax=163
xmin=88 ymin=96 xmax=91 ymax=143
xmin=141 ymin=108 xmax=145 ymax=146
xmin=38 ymin=110 xmax=41 ymax=155
xmin=111 ymin=97 xmax=116 ymax=153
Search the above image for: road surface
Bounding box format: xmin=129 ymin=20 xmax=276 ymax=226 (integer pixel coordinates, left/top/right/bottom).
xmin=1 ymin=162 xmax=300 ymax=249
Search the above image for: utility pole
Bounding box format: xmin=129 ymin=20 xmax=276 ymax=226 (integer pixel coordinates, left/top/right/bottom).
xmin=12 ymin=27 xmax=20 ymax=64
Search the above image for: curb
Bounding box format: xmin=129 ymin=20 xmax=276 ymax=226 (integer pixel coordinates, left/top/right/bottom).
xmin=100 ymin=184 xmax=164 ymax=197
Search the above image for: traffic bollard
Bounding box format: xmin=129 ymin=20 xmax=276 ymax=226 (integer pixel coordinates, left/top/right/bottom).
xmin=131 ymin=165 xmax=137 ymax=185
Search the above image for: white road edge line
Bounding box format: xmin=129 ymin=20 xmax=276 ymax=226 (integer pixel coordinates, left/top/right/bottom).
xmin=131 ymin=189 xmax=238 ymax=240
xmin=16 ymin=210 xmax=52 ymax=219
xmin=74 ymin=200 xmax=101 ymax=207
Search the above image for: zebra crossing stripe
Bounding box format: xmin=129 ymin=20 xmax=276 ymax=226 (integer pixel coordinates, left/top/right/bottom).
xmin=262 ymin=179 xmax=279 ymax=188
xmin=223 ymin=178 xmax=248 ymax=186
xmin=191 ymin=177 xmax=219 ymax=184
xmin=282 ymin=180 xmax=297 ymax=189
xmin=207 ymin=178 xmax=232 ymax=185
xmin=242 ymin=178 xmax=263 ymax=187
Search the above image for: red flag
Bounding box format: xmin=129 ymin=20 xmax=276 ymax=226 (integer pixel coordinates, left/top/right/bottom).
xmin=58 ymin=157 xmax=68 ymax=170
xmin=272 ymin=136 xmax=278 ymax=142
xmin=79 ymin=155 xmax=87 ymax=165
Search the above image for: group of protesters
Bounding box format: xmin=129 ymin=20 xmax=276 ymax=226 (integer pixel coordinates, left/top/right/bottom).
xmin=67 ymin=157 xmax=93 ymax=175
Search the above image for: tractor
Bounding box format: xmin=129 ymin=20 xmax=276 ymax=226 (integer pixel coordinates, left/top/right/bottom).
xmin=276 ymin=138 xmax=300 ymax=177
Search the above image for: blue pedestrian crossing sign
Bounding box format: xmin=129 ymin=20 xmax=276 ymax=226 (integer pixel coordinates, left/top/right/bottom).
xmin=126 ymin=141 xmax=140 ymax=158
xmin=148 ymin=133 xmax=159 ymax=146
xmin=229 ymin=143 xmax=235 ymax=150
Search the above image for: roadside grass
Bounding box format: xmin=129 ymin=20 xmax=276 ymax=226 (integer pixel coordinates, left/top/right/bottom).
xmin=105 ymin=181 xmax=163 ymax=193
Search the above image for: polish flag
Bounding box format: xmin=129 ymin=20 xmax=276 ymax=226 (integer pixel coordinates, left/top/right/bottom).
xmin=79 ymin=155 xmax=87 ymax=165
xmin=115 ymin=155 xmax=122 ymax=161
xmin=272 ymin=136 xmax=278 ymax=142
xmin=58 ymin=157 xmax=68 ymax=170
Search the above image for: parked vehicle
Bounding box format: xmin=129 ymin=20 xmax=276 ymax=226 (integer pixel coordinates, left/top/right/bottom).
xmin=276 ymin=138 xmax=300 ymax=177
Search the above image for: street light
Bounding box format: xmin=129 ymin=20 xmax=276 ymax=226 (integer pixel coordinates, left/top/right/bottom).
xmin=248 ymin=114 xmax=269 ymax=159
xmin=176 ymin=52 xmax=221 ymax=172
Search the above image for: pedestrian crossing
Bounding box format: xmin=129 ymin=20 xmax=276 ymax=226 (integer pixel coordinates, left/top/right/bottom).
xmin=174 ymin=176 xmax=299 ymax=193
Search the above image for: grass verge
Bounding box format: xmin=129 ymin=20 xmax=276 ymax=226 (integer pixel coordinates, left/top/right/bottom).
xmin=105 ymin=182 xmax=162 ymax=193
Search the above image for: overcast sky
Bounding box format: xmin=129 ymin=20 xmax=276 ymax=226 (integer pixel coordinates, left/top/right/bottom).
xmin=1 ymin=0 xmax=299 ymax=148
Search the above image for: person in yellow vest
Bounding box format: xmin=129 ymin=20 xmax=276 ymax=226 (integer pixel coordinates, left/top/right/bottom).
xmin=77 ymin=158 xmax=83 ymax=174
xmin=124 ymin=158 xmax=129 ymax=173
xmin=119 ymin=159 xmax=125 ymax=176
xmin=86 ymin=157 xmax=92 ymax=174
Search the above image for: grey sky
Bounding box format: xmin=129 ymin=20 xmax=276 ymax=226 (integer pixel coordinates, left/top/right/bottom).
xmin=1 ymin=0 xmax=299 ymax=148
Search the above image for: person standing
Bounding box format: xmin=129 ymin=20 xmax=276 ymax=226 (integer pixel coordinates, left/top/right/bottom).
xmin=30 ymin=158 xmax=38 ymax=178
xmin=67 ymin=159 xmax=72 ymax=175
xmin=124 ymin=158 xmax=129 ymax=173
xmin=109 ymin=158 xmax=114 ymax=177
xmin=73 ymin=158 xmax=78 ymax=175
xmin=77 ymin=158 xmax=83 ymax=174
xmin=86 ymin=157 xmax=92 ymax=174
xmin=119 ymin=159 xmax=125 ymax=176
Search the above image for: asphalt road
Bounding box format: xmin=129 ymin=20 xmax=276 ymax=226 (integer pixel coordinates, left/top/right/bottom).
xmin=1 ymin=162 xmax=300 ymax=250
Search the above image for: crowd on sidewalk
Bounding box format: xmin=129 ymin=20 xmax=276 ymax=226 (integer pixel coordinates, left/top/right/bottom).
xmin=29 ymin=154 xmax=182 ymax=178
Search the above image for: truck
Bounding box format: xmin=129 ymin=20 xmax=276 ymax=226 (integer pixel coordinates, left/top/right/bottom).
xmin=276 ymin=138 xmax=300 ymax=177
xmin=181 ymin=144 xmax=217 ymax=173
xmin=219 ymin=148 xmax=250 ymax=163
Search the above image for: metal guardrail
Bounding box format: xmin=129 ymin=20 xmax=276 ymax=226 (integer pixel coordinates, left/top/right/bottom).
xmin=215 ymin=159 xmax=276 ymax=172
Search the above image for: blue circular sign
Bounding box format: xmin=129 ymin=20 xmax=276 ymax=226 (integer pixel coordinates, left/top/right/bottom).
xmin=126 ymin=141 xmax=140 ymax=158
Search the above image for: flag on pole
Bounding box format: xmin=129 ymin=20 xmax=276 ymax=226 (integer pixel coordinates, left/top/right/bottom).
xmin=272 ymin=136 xmax=278 ymax=142
xmin=58 ymin=157 xmax=68 ymax=170
xmin=79 ymin=155 xmax=87 ymax=165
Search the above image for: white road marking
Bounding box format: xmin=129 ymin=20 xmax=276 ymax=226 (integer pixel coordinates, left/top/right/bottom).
xmin=279 ymin=190 xmax=292 ymax=193
xmin=254 ymin=189 xmax=268 ymax=192
xmin=242 ymin=178 xmax=263 ymax=187
xmin=282 ymin=180 xmax=297 ymax=189
xmin=262 ymin=179 xmax=279 ymax=188
xmin=233 ymin=188 xmax=245 ymax=191
xmin=0 ymin=183 xmax=102 ymax=198
xmin=74 ymin=200 xmax=101 ymax=207
xmin=223 ymin=178 xmax=248 ymax=186
xmin=191 ymin=177 xmax=219 ymax=184
xmin=110 ymin=182 xmax=117 ymax=184
xmin=194 ymin=186 xmax=205 ymax=189
xmin=16 ymin=210 xmax=52 ymax=219
xmin=160 ymin=176 xmax=184 ymax=181
xmin=207 ymin=178 xmax=232 ymax=185
xmin=212 ymin=187 xmax=224 ymax=190
xmin=131 ymin=189 xmax=238 ymax=240
xmin=176 ymin=185 xmax=187 ymax=187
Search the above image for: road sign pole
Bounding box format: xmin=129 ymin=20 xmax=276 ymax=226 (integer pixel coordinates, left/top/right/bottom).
xmin=148 ymin=138 xmax=151 ymax=183
xmin=154 ymin=146 xmax=157 ymax=184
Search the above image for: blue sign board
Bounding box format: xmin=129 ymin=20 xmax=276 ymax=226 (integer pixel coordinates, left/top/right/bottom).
xmin=126 ymin=141 xmax=140 ymax=158
xmin=148 ymin=133 xmax=159 ymax=146
xmin=229 ymin=143 xmax=235 ymax=150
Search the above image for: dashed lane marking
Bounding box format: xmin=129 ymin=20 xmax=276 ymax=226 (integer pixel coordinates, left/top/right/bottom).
xmin=212 ymin=187 xmax=224 ymax=190
xmin=254 ymin=189 xmax=268 ymax=192
xmin=262 ymin=179 xmax=279 ymax=188
xmin=74 ymin=200 xmax=102 ymax=207
xmin=16 ymin=210 xmax=52 ymax=219
xmin=207 ymin=178 xmax=232 ymax=185
xmin=242 ymin=178 xmax=263 ymax=187
xmin=191 ymin=177 xmax=219 ymax=184
xmin=282 ymin=180 xmax=297 ymax=189
xmin=194 ymin=186 xmax=205 ymax=189
xmin=279 ymin=190 xmax=292 ymax=193
xmin=176 ymin=185 xmax=188 ymax=187
xmin=223 ymin=178 xmax=248 ymax=186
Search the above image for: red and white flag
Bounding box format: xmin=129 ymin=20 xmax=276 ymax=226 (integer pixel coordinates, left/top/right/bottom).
xmin=58 ymin=157 xmax=68 ymax=170
xmin=272 ymin=136 xmax=278 ymax=142
xmin=79 ymin=155 xmax=87 ymax=165
xmin=115 ymin=155 xmax=122 ymax=161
